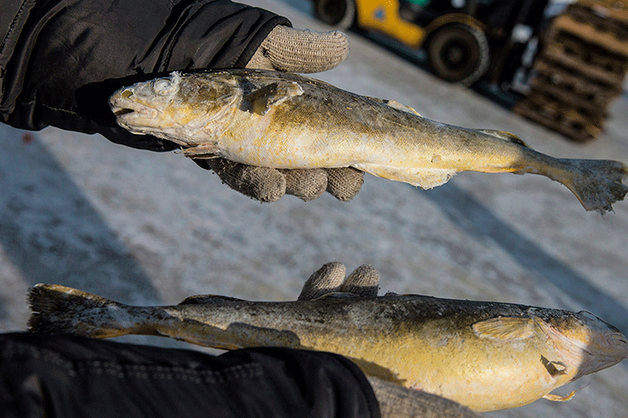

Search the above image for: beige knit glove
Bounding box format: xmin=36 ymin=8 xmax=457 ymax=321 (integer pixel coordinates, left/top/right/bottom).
xmin=296 ymin=262 xmax=482 ymax=418
xmin=194 ymin=26 xmax=364 ymax=203
xmin=297 ymin=262 xmax=380 ymax=301
xmin=247 ymin=25 xmax=349 ymax=73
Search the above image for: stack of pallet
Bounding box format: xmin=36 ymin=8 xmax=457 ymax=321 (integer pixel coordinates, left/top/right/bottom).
xmin=514 ymin=0 xmax=628 ymax=142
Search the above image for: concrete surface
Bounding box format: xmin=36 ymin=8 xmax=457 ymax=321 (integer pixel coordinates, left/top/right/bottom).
xmin=1 ymin=0 xmax=627 ymax=416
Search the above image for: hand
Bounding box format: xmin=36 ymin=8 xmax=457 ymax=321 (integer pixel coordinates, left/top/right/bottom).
xmin=297 ymin=261 xmax=380 ymax=300
xmin=2 ymin=0 xmax=363 ymax=202
xmin=298 ymin=262 xmax=482 ymax=418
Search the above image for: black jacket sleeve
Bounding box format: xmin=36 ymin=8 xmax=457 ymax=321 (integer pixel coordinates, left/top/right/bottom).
xmin=0 ymin=332 xmax=381 ymax=418
xmin=0 ymin=0 xmax=290 ymax=150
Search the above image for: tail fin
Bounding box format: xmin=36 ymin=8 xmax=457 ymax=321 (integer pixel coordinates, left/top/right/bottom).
xmin=28 ymin=284 xmax=135 ymax=339
xmin=557 ymin=159 xmax=628 ymax=214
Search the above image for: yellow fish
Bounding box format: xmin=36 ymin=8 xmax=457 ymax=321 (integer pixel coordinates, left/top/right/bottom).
xmin=109 ymin=69 xmax=628 ymax=213
xmin=28 ymin=284 xmax=627 ymax=412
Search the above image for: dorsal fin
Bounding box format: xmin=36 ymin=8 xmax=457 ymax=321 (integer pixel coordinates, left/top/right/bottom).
xmin=243 ymin=81 xmax=303 ymax=115
xmin=312 ymin=292 xmax=360 ymax=301
xmin=472 ymin=317 xmax=536 ymax=340
xmin=367 ymin=97 xmax=421 ymax=116
xmin=178 ymin=294 xmax=245 ymax=305
xmin=478 ymin=129 xmax=528 ymax=147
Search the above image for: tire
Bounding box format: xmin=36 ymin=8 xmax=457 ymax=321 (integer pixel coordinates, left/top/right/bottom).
xmin=314 ymin=0 xmax=356 ymax=30
xmin=426 ymin=24 xmax=490 ymax=86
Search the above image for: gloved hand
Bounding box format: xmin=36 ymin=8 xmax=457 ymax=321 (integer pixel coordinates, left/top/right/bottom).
xmin=196 ymin=26 xmax=364 ymax=202
xmin=1 ymin=0 xmax=363 ymax=202
xmin=297 ymin=262 xmax=482 ymax=418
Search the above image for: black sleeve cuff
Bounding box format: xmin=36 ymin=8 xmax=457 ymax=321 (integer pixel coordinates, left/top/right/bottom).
xmin=0 ymin=332 xmax=381 ymax=418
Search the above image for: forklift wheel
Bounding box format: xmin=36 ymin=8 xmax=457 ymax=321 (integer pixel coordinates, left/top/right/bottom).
xmin=426 ymin=24 xmax=490 ymax=86
xmin=314 ymin=0 xmax=355 ymax=29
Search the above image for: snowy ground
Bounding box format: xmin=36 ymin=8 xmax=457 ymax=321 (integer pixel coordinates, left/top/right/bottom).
xmin=1 ymin=0 xmax=627 ymax=416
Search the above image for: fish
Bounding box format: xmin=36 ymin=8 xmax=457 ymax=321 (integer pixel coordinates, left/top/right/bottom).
xmin=108 ymin=69 xmax=628 ymax=213
xmin=28 ymin=283 xmax=627 ymax=412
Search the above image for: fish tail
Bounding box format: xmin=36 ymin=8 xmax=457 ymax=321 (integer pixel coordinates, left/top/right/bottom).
xmin=555 ymin=159 xmax=628 ymax=214
xmin=28 ymin=284 xmax=136 ymax=339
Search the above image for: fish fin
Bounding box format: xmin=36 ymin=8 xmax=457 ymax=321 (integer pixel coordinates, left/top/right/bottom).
xmin=354 ymin=163 xmax=456 ymax=189
xmin=543 ymin=390 xmax=577 ymax=402
xmin=312 ymin=292 xmax=360 ymax=300
xmin=367 ymin=97 xmax=421 ymax=116
xmin=181 ymin=143 xmax=219 ymax=159
xmin=477 ymin=129 xmax=528 ymax=147
xmin=541 ymin=356 xmax=568 ymax=377
xmin=178 ymin=294 xmax=245 ymax=305
xmin=554 ymin=159 xmax=627 ymax=214
xmin=28 ymin=284 xmax=132 ymax=339
xmin=472 ymin=317 xmax=536 ymax=340
xmin=244 ymin=81 xmax=304 ymax=115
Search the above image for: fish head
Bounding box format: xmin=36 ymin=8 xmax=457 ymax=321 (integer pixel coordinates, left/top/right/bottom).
xmin=531 ymin=308 xmax=627 ymax=381
xmin=109 ymin=72 xmax=241 ymax=142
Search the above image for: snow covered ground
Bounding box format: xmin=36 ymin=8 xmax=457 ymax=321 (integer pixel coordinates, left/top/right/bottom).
xmin=1 ymin=0 xmax=627 ymax=416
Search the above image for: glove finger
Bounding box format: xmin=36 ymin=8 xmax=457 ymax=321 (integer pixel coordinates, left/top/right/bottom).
xmin=248 ymin=25 xmax=349 ymax=73
xmin=196 ymin=158 xmax=286 ymax=203
xmin=366 ymin=376 xmax=482 ymax=418
xmin=325 ymin=167 xmax=364 ymax=201
xmin=279 ymin=168 xmax=328 ymax=201
xmin=297 ymin=262 xmax=347 ymax=301
xmin=340 ymin=265 xmax=379 ymax=298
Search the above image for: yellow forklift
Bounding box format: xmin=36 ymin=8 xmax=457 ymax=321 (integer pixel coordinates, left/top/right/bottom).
xmin=313 ymin=0 xmax=550 ymax=87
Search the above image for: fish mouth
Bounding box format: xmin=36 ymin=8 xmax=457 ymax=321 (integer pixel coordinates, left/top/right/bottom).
xmin=110 ymin=99 xmax=158 ymax=119
xmin=112 ymin=107 xmax=136 ymax=117
xmin=109 ymin=94 xmax=160 ymax=129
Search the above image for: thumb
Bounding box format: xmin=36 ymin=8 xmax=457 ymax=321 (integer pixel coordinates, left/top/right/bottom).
xmin=246 ymin=25 xmax=349 ymax=73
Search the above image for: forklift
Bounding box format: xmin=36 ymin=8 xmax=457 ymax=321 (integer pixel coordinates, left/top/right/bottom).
xmin=312 ymin=0 xmax=550 ymax=87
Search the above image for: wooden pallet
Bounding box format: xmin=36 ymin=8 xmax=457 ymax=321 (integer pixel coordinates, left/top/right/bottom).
xmin=539 ymin=42 xmax=625 ymax=86
xmin=513 ymin=99 xmax=602 ymax=143
xmin=529 ymin=74 xmax=610 ymax=117
xmin=578 ymin=0 xmax=628 ymax=24
xmin=514 ymin=2 xmax=628 ymax=142
xmin=551 ymin=12 xmax=628 ymax=64
xmin=533 ymin=60 xmax=623 ymax=105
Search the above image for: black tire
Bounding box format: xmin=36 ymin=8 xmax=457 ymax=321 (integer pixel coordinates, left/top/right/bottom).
xmin=314 ymin=0 xmax=356 ymax=30
xmin=426 ymin=24 xmax=490 ymax=86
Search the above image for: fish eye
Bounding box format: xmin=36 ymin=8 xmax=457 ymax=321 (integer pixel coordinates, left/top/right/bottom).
xmin=153 ymin=79 xmax=176 ymax=96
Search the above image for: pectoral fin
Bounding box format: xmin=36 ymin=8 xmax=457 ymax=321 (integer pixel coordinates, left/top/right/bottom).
xmin=244 ymin=81 xmax=304 ymax=115
xmin=472 ymin=317 xmax=536 ymax=340
xmin=543 ymin=390 xmax=577 ymax=402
